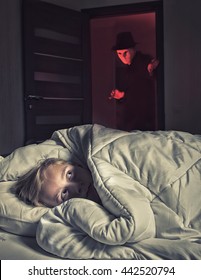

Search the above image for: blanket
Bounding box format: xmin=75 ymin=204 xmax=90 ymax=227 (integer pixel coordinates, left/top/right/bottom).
xmin=36 ymin=124 xmax=201 ymax=259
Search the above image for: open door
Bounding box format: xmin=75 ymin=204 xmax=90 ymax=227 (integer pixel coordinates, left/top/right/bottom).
xmin=83 ymin=1 xmax=164 ymax=131
xmin=23 ymin=0 xmax=89 ymax=144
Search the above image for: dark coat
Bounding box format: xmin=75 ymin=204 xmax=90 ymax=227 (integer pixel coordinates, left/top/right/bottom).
xmin=115 ymin=51 xmax=156 ymax=131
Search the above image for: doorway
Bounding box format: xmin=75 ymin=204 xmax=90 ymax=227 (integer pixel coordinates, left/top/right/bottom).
xmin=83 ymin=1 xmax=164 ymax=130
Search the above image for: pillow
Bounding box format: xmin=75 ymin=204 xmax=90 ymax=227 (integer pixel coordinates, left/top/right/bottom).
xmin=0 ymin=140 xmax=65 ymax=181
xmin=0 ymin=139 xmax=74 ymax=237
xmin=0 ymin=181 xmax=49 ymax=237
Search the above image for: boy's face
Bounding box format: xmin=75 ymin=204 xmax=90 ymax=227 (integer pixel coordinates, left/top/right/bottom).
xmin=39 ymin=163 xmax=92 ymax=207
xmin=116 ymin=48 xmax=135 ymax=65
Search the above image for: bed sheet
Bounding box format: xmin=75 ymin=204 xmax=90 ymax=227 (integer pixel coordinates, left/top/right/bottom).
xmin=0 ymin=228 xmax=59 ymax=260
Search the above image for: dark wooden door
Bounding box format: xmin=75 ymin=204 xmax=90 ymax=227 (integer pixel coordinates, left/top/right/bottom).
xmin=23 ymin=0 xmax=88 ymax=144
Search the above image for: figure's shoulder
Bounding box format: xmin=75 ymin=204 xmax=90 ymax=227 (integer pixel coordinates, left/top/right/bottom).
xmin=135 ymin=51 xmax=152 ymax=63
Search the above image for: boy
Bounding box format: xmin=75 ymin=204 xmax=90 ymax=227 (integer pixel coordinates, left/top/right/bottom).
xmin=15 ymin=158 xmax=101 ymax=207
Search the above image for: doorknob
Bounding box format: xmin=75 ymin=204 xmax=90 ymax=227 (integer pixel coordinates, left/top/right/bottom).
xmin=26 ymin=95 xmax=84 ymax=101
xmin=26 ymin=95 xmax=43 ymax=100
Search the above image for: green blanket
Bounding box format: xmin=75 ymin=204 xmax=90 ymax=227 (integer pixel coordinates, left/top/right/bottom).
xmin=35 ymin=124 xmax=201 ymax=259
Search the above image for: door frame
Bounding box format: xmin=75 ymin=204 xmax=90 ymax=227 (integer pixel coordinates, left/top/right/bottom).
xmin=82 ymin=1 xmax=164 ymax=129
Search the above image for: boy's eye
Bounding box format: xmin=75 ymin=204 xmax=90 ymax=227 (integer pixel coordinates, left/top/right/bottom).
xmin=67 ymin=171 xmax=72 ymax=180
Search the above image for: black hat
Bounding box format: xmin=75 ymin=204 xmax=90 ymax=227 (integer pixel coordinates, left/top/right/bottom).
xmin=112 ymin=32 xmax=137 ymax=50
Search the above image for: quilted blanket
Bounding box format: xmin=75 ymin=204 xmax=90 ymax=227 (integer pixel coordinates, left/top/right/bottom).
xmin=35 ymin=124 xmax=201 ymax=259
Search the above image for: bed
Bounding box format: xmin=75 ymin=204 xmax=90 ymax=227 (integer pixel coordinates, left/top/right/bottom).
xmin=0 ymin=124 xmax=201 ymax=260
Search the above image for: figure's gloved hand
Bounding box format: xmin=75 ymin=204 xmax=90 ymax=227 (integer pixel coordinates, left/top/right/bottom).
xmin=109 ymin=89 xmax=125 ymax=100
xmin=147 ymin=58 xmax=159 ymax=75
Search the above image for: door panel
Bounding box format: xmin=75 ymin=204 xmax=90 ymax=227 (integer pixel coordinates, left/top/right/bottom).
xmin=34 ymin=82 xmax=81 ymax=98
xmin=34 ymin=37 xmax=82 ymax=57
xmin=23 ymin=0 xmax=85 ymax=144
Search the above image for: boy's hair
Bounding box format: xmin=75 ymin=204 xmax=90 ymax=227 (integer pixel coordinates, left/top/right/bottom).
xmin=14 ymin=158 xmax=69 ymax=207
